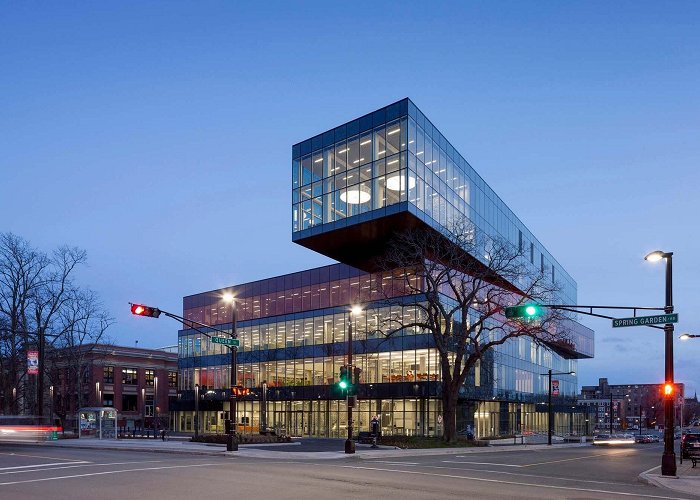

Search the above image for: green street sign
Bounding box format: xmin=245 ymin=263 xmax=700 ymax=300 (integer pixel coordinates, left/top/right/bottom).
xmin=612 ymin=313 xmax=678 ymax=328
xmin=211 ymin=336 xmax=240 ymax=347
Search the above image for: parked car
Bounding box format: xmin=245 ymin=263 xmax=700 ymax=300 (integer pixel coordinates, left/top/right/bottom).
xmin=681 ymin=431 xmax=700 ymax=458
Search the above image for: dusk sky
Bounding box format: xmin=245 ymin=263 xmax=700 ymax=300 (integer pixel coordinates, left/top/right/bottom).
xmin=2 ymin=1 xmax=698 ymax=395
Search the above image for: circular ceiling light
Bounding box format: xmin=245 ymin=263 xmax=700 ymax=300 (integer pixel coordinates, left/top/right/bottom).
xmin=340 ymin=185 xmax=371 ymax=204
xmin=386 ymin=174 xmax=416 ymax=191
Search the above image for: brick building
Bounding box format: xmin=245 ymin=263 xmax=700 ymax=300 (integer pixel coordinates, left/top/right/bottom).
xmin=579 ymin=378 xmax=685 ymax=430
xmin=49 ymin=344 xmax=177 ymax=432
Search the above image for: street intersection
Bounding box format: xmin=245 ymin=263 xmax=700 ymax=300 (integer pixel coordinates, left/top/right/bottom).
xmin=0 ymin=441 xmax=696 ymax=499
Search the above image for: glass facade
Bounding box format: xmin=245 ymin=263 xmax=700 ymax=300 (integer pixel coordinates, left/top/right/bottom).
xmin=174 ymin=99 xmax=594 ymax=439
xmin=174 ymin=265 xmax=591 ymax=438
xmin=292 ymin=98 xmax=576 ymax=305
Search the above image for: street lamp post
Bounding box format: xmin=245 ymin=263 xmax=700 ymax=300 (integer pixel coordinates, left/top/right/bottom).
xmin=194 ymin=384 xmax=200 ymax=440
xmin=645 ymin=250 xmax=676 ymax=477
xmin=49 ymin=385 xmax=54 ymax=423
xmin=141 ymin=388 xmax=146 ymax=436
xmin=345 ymin=305 xmax=362 ymax=454
xmin=679 ymin=333 xmax=699 ymax=340
xmin=223 ymin=293 xmax=238 ymax=452
xmin=542 ymin=369 xmax=575 ymax=445
xmin=153 ymin=376 xmax=158 ymax=439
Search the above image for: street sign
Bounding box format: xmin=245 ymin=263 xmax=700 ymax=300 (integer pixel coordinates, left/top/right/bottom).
xmin=211 ymin=336 xmax=240 ymax=347
xmin=611 ymin=313 xmax=678 ymax=328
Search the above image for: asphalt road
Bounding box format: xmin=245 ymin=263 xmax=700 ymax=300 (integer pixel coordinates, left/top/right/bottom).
xmin=0 ymin=442 xmax=694 ymax=499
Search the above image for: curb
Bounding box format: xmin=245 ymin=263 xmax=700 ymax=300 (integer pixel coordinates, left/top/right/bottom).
xmin=637 ymin=469 xmax=700 ymax=498
xmin=6 ymin=440 xmax=590 ymax=461
xmin=15 ymin=441 xmax=232 ymax=457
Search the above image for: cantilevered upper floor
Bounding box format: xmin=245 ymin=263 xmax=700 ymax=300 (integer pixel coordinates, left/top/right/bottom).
xmin=292 ymin=98 xmax=577 ymax=304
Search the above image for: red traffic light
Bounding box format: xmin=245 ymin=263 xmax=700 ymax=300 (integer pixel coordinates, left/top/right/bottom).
xmin=130 ymin=303 xmax=161 ymax=318
xmin=664 ymin=383 xmax=673 ymax=396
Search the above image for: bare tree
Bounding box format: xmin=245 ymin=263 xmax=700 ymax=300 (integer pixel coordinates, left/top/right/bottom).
xmin=0 ymin=233 xmax=49 ymax=414
xmin=0 ymin=232 xmax=111 ymax=419
xmin=376 ymin=220 xmax=572 ymax=442
xmin=46 ymin=288 xmax=113 ymax=426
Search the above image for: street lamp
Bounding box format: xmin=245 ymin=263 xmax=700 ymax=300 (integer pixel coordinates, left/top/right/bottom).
xmin=541 ymin=369 xmax=575 ymax=445
xmin=141 ymin=388 xmax=146 ymax=436
xmin=223 ymin=292 xmax=238 ymax=452
xmin=153 ymin=376 xmax=158 ymax=439
xmin=679 ymin=333 xmax=699 ymax=340
xmin=645 ymin=250 xmax=676 ymax=476
xmin=345 ymin=305 xmax=362 ymax=454
xmin=194 ymin=384 xmax=200 ymax=440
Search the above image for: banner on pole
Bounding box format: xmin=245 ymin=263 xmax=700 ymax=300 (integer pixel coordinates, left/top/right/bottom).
xmin=552 ymin=380 xmax=560 ymax=396
xmin=27 ymin=350 xmax=39 ymax=375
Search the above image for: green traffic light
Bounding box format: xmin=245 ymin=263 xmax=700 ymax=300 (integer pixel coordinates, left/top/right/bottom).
xmin=525 ymin=305 xmax=537 ymax=316
xmin=338 ymin=380 xmax=348 ymax=389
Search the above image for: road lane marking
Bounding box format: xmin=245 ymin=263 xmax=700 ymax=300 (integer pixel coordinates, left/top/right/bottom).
xmin=442 ymin=460 xmax=522 ymax=467
xmin=521 ymin=452 xmax=634 ymax=467
xmin=367 ymin=461 xmax=419 ymax=466
xmin=399 ymin=464 xmax=630 ymax=486
xmin=324 ymin=464 xmax=690 ymax=499
xmin=0 ymin=460 xmax=164 ymax=475
xmin=0 ymin=452 xmax=83 ymax=462
xmin=0 ymin=461 xmax=89 ymax=471
xmin=0 ymin=463 xmax=219 ymax=486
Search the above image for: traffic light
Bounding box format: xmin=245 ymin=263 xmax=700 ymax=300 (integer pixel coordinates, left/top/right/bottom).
xmin=664 ymin=383 xmax=673 ymax=397
xmin=504 ymin=304 xmax=544 ymax=320
xmin=338 ymin=365 xmax=350 ymax=390
xmin=353 ymin=366 xmax=362 ymax=385
xmin=130 ymin=303 xmax=161 ymax=318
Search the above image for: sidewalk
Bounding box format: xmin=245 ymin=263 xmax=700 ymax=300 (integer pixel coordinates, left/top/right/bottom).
xmin=13 ymin=437 xmax=589 ymax=460
xmin=638 ymin=461 xmax=700 ymax=497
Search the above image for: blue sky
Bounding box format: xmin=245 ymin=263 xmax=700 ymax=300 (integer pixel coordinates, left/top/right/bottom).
xmin=1 ymin=1 xmax=698 ymax=394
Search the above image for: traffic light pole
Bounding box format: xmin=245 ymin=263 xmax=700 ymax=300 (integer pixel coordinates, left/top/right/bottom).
xmin=661 ymin=254 xmax=676 ymax=476
xmin=129 ymin=304 xmax=241 ymax=449
xmin=547 ymin=370 xmax=552 ymax=446
xmin=345 ymin=314 xmax=355 ymax=454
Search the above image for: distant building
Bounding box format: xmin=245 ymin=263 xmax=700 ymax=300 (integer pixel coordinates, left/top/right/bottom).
xmin=579 ymin=378 xmax=684 ymax=430
xmin=48 ymin=344 xmax=177 ymax=432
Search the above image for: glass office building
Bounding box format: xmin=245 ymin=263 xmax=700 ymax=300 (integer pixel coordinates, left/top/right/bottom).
xmin=173 ymin=99 xmax=594 ymax=439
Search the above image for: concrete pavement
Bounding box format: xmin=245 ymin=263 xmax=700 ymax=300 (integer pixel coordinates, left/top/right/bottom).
xmin=0 ymin=442 xmax=692 ymax=499
xmin=639 ymin=460 xmax=700 ymax=497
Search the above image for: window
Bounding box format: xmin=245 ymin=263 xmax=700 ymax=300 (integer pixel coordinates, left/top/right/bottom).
xmin=518 ymin=230 xmax=523 ymax=253
xmin=145 ymin=396 xmax=154 ymax=417
xmin=122 ymin=368 xmax=138 ymax=385
xmin=145 ymin=369 xmax=155 ymax=387
xmin=530 ymin=242 xmax=534 ymax=264
xmin=122 ymin=394 xmax=138 ymax=412
xmin=103 ymin=366 xmax=114 ymax=384
xmin=103 ymin=393 xmax=114 ymax=407
xmin=168 ymin=371 xmax=177 ymax=388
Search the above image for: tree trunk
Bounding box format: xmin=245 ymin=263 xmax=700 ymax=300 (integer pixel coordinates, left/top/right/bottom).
xmin=442 ymin=389 xmax=458 ymax=443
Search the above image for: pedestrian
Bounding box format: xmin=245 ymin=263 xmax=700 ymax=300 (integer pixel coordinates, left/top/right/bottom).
xmin=161 ymin=428 xmax=166 ymax=441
